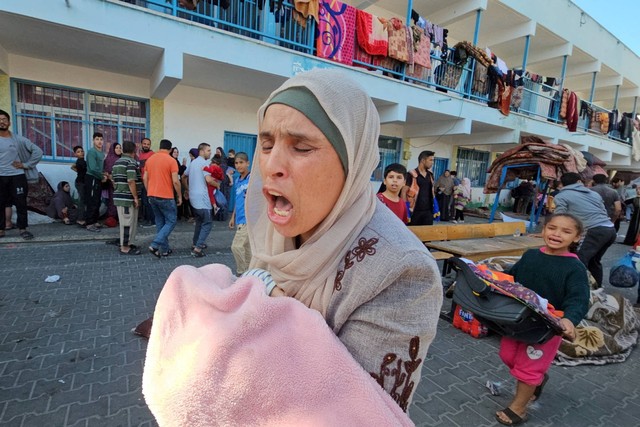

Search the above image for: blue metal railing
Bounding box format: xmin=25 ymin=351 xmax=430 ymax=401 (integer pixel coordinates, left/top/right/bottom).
xmin=575 ymin=100 xmax=628 ymax=144
xmin=513 ymin=76 xmax=561 ymax=123
xmin=119 ymin=0 xmax=629 ymax=147
xmin=139 ymin=0 xmax=316 ymax=53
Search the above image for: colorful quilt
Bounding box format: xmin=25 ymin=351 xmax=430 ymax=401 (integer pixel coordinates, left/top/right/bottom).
xmin=356 ymin=9 xmax=388 ymax=56
xmin=316 ymin=0 xmax=356 ymax=66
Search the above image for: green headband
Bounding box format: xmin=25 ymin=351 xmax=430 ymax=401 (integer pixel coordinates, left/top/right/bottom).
xmin=266 ymin=86 xmax=348 ymax=174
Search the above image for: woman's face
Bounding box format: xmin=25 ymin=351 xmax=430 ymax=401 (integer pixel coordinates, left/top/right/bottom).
xmin=114 ymin=144 xmax=122 ymax=156
xmin=259 ymin=104 xmax=346 ymax=244
xmin=216 ymin=148 xmax=222 ymax=157
xmin=172 ymin=148 xmax=179 ymax=158
xmin=63 ymin=183 xmax=70 ymax=193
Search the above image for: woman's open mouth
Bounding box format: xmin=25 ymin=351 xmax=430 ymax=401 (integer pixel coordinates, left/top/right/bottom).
xmin=266 ymin=190 xmax=294 ymax=222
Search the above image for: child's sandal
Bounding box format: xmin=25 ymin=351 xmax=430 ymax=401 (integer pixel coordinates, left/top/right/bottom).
xmin=496 ymin=408 xmax=527 ymax=426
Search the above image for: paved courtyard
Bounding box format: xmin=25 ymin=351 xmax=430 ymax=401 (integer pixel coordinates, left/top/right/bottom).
xmin=0 ymin=218 xmax=638 ymax=426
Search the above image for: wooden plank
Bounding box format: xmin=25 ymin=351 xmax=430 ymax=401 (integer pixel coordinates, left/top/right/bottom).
xmin=408 ymin=225 xmax=449 ymax=242
xmin=447 ymin=223 xmax=495 ymax=240
xmin=429 ymin=250 xmax=454 ymax=260
xmin=425 ymin=235 xmax=543 ymax=261
xmin=493 ymin=221 xmax=526 ymax=236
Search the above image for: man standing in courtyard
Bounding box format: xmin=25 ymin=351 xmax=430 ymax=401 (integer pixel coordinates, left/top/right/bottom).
xmin=182 ymin=142 xmax=217 ymax=258
xmin=112 ymin=141 xmax=142 ymax=255
xmin=138 ymin=137 xmax=155 ymax=227
xmin=554 ymin=172 xmax=617 ymax=286
xmin=144 ymin=139 xmax=181 ymax=257
xmin=406 ymin=150 xmax=435 ymax=225
xmin=0 ymin=109 xmax=42 ymax=239
xmin=84 ymin=132 xmax=107 ymax=232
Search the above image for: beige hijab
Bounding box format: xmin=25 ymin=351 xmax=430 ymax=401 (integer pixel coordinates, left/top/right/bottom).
xmin=247 ymin=69 xmax=380 ymax=316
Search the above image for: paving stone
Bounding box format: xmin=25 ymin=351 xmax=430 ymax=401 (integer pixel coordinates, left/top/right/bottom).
xmin=86 ymin=409 xmax=129 ymax=427
xmin=22 ymin=405 xmax=69 ymax=427
xmin=2 ymin=397 xmax=48 ymax=422
xmin=91 ymin=376 xmax=128 ymax=402
xmin=1 ymin=222 xmax=639 ymax=427
xmin=66 ymin=396 xmax=109 ymax=426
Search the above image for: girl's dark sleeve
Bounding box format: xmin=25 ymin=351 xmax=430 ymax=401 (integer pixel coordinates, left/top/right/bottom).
xmin=560 ymin=263 xmax=590 ymax=325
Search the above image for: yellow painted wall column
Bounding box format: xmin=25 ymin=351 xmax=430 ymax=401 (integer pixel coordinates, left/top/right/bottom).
xmin=0 ymin=75 xmax=10 ymax=114
xmin=149 ymin=98 xmax=164 ymax=151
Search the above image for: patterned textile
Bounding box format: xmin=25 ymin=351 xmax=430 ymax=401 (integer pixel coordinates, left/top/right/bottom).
xmin=555 ymin=289 xmax=640 ymax=366
xmin=411 ymin=26 xmax=431 ymax=69
xmin=406 ymin=64 xmax=429 ymax=82
xmin=472 ymin=62 xmax=489 ymax=95
xmin=316 ymin=0 xmax=356 ymax=66
xmin=387 ymin=18 xmax=411 ymax=63
xmin=468 ymin=262 xmax=564 ymax=329
xmin=355 ymin=9 xmax=388 ymax=56
xmin=27 ymin=172 xmax=55 ymax=216
xmin=484 ymin=136 xmax=580 ymax=193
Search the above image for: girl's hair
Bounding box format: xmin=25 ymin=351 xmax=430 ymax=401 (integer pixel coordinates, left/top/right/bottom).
xmin=544 ymin=213 xmax=584 ymax=253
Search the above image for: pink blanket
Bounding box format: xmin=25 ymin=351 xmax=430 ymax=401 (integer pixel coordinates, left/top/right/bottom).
xmin=143 ymin=264 xmax=414 ymax=426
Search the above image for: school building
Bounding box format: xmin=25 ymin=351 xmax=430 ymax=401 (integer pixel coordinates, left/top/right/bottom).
xmin=0 ymin=0 xmax=638 ymax=203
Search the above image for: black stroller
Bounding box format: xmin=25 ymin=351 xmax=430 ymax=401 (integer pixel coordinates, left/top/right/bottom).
xmin=449 ymin=257 xmax=564 ymax=344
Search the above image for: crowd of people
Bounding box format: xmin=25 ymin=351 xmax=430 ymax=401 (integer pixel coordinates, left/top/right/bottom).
xmin=2 ymin=70 xmax=639 ymax=425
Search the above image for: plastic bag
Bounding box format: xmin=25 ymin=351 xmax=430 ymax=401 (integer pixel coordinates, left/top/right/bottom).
xmin=609 ymin=251 xmax=639 ymax=288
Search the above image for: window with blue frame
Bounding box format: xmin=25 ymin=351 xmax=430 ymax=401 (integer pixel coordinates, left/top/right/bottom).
xmin=454 ymin=148 xmax=490 ymax=186
xmin=12 ymin=81 xmax=149 ymax=161
xmin=372 ymin=136 xmax=402 ymax=181
xmin=432 ymin=157 xmax=449 ymax=181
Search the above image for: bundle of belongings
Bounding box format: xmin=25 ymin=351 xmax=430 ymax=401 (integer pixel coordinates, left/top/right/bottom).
xmin=555 ymin=289 xmax=640 ymax=366
xmin=483 ymin=136 xmax=607 ymax=193
xmin=469 ymin=256 xmax=640 ymax=366
xmin=142 ymin=264 xmax=414 ymax=426
xmin=450 ymin=257 xmax=565 ymax=345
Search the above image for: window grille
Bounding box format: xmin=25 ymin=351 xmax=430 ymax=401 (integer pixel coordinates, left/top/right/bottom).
xmin=13 ymin=81 xmax=148 ymax=161
xmin=455 ymin=148 xmax=490 ymax=186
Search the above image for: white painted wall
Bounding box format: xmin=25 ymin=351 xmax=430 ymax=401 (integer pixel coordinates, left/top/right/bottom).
xmin=9 ymin=54 xmax=149 ymax=98
xmin=163 ymin=84 xmax=262 ymax=156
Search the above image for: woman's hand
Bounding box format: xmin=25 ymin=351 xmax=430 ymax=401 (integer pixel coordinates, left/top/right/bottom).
xmin=560 ymin=318 xmax=576 ymax=342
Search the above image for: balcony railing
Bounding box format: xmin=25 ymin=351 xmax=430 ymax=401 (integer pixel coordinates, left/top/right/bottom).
xmin=119 ymin=0 xmax=632 ymax=147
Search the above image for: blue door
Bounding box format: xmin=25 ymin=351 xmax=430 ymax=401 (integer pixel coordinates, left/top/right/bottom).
xmin=432 ymin=157 xmax=449 ymax=181
xmin=224 ymin=131 xmax=257 ymax=164
xmin=224 ymin=131 xmax=257 ymax=212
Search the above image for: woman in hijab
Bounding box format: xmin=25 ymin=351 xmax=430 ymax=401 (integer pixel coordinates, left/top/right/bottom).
xmin=249 ymin=69 xmax=441 ymax=404
xmin=143 ymin=69 xmax=442 ymax=423
xmin=435 ymin=169 xmax=455 ymax=221
xmin=46 ymin=181 xmax=77 ymax=224
xmin=103 ymin=142 xmax=122 ymax=222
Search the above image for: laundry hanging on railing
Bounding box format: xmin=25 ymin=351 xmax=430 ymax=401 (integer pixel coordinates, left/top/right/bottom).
xmin=316 ymin=0 xmax=356 ymax=66
xmin=560 ymin=88 xmax=580 ymax=132
xmin=355 ymin=9 xmax=387 ymax=56
xmin=292 ymin=0 xmax=320 ymax=28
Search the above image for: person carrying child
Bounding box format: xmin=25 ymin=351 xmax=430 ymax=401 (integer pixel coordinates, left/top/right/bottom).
xmin=452 ymin=177 xmax=471 ymax=223
xmin=376 ymin=163 xmax=408 ymax=224
xmin=495 ymin=213 xmax=589 ymax=426
xmin=228 ymin=152 xmax=251 ymax=275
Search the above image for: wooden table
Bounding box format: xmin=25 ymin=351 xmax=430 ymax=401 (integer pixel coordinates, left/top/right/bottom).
xmin=425 ymin=235 xmax=544 ymax=262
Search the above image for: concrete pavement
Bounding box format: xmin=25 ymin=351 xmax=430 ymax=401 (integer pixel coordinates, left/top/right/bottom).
xmin=0 ymin=217 xmax=638 ymax=426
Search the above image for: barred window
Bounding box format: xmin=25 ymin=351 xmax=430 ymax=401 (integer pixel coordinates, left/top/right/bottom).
xmin=455 ymin=148 xmax=490 ymax=186
xmin=372 ymin=136 xmax=402 ymax=182
xmin=13 ymin=81 xmax=148 ymax=161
